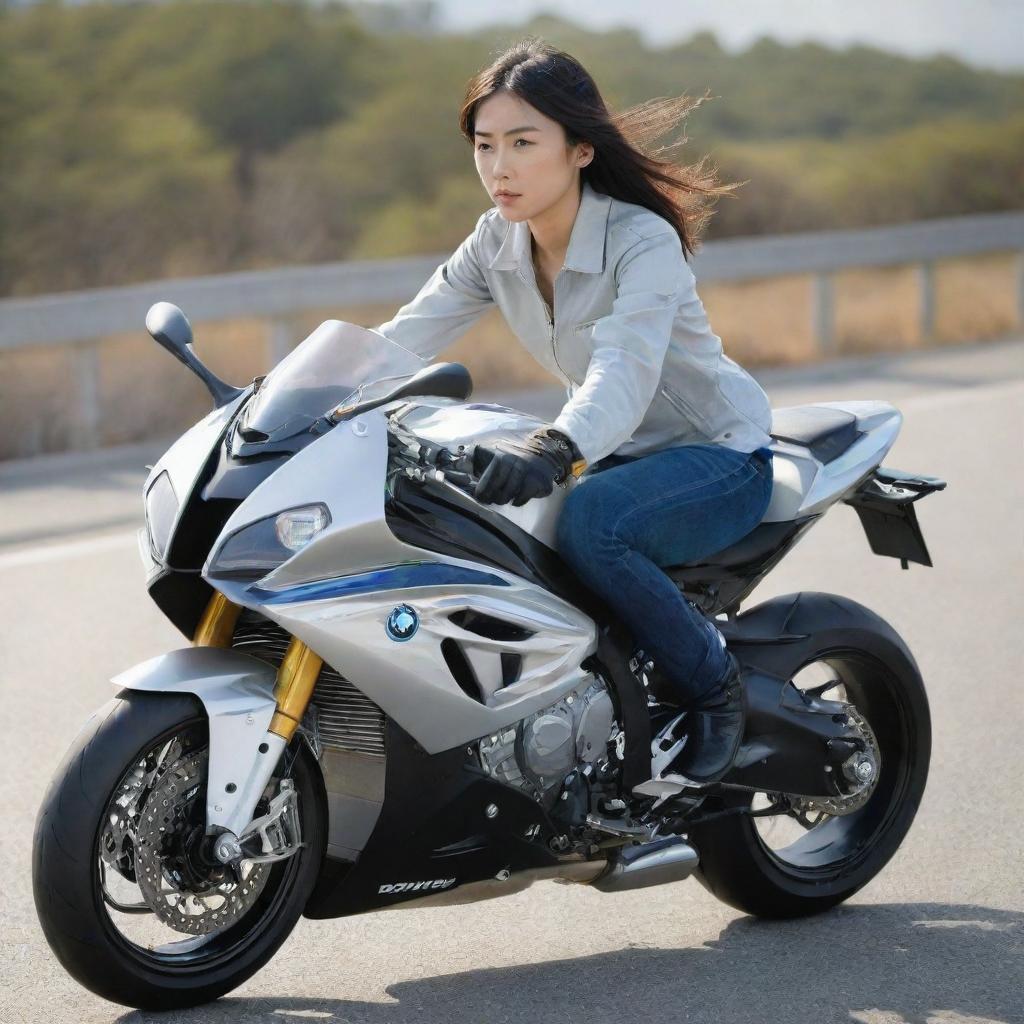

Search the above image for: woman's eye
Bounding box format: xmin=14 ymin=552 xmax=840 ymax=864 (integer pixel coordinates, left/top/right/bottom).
xmin=476 ymin=139 xmax=531 ymax=151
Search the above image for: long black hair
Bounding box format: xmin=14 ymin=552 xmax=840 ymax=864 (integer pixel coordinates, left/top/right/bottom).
xmin=458 ymin=38 xmax=740 ymax=259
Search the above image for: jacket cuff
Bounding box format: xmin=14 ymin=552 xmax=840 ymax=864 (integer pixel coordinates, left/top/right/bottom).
xmin=540 ymin=426 xmax=588 ymax=479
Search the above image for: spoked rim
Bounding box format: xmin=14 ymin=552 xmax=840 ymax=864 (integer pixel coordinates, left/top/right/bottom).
xmin=94 ymin=716 xmax=303 ymax=972
xmin=747 ymin=648 xmax=915 ymax=880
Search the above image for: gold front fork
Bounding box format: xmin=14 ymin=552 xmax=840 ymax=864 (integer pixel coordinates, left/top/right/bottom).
xmin=269 ymin=640 xmax=323 ymax=742
xmin=193 ymin=592 xmax=322 ymax=743
xmin=192 ymin=591 xmax=241 ymax=648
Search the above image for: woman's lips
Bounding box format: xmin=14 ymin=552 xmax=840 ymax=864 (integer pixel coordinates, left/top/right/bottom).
xmin=495 ymin=192 xmax=520 ymax=204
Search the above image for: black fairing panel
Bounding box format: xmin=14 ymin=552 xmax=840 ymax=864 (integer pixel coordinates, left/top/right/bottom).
xmin=148 ymin=410 xmax=307 ymax=636
xmin=147 ymin=571 xmax=217 ymax=640
xmin=304 ymin=719 xmax=562 ymax=918
xmin=386 ymin=475 xmax=592 ymax=613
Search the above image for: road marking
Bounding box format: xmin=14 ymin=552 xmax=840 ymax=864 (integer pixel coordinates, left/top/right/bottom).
xmin=895 ymin=378 xmax=1024 ymax=413
xmin=0 ymin=529 xmax=137 ymax=570
xmin=1 ymin=377 xmax=1021 ymax=570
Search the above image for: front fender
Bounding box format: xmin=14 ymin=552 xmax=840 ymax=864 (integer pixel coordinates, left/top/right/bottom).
xmin=112 ymin=647 xmax=285 ymax=836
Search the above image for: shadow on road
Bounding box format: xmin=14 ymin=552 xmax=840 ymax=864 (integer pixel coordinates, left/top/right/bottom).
xmin=115 ymin=902 xmax=1020 ymax=1024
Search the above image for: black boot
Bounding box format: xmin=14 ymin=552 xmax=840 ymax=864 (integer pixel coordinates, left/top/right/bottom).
xmin=669 ymin=651 xmax=746 ymax=786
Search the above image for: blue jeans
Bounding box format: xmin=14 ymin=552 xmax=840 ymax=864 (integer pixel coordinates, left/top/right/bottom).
xmin=555 ymin=443 xmax=775 ymax=704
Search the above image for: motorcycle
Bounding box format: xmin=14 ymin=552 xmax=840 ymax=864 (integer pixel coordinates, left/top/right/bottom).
xmin=33 ymin=304 xmax=946 ymax=1009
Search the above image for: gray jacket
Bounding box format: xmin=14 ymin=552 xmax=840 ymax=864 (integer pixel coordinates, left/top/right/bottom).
xmin=373 ymin=179 xmax=772 ymax=466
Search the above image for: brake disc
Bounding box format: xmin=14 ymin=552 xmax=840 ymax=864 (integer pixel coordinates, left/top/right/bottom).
xmin=792 ymin=705 xmax=883 ymax=818
xmin=134 ymin=746 xmax=270 ymax=935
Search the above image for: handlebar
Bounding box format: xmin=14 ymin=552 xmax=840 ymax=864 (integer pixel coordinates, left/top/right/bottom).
xmin=388 ymin=424 xmax=491 ymax=498
xmin=388 ymin=423 xmax=576 ymax=503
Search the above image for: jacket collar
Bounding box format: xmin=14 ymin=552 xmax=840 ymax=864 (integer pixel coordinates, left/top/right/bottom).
xmin=487 ymin=179 xmax=611 ymax=274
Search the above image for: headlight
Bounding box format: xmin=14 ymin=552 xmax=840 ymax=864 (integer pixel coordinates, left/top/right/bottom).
xmin=144 ymin=471 xmax=178 ymax=560
xmin=276 ymin=504 xmax=330 ymax=551
xmin=208 ymin=503 xmax=331 ymax=579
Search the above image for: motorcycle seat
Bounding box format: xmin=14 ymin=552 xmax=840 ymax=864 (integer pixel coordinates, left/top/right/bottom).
xmin=769 ymin=405 xmax=863 ymax=464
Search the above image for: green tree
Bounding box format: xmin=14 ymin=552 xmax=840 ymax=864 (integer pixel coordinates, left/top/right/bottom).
xmin=181 ymin=2 xmax=367 ymax=195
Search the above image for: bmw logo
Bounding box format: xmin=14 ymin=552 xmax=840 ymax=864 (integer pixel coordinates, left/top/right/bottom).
xmin=386 ymin=604 xmax=419 ymax=642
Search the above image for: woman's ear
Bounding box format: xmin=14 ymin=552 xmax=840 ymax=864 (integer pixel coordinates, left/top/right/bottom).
xmin=577 ymin=143 xmax=594 ymax=168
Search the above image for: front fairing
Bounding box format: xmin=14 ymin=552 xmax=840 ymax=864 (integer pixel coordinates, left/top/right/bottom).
xmin=140 ymin=388 xmax=252 ymax=573
xmin=200 ymin=395 xmax=574 ymax=601
xmin=203 ymin=408 xmax=399 ymax=596
xmin=142 ymin=319 xmax=425 ymax=568
xmin=200 ymin=406 xmax=598 ymax=758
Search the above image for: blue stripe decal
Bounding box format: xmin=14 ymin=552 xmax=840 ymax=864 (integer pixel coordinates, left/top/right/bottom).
xmin=249 ymin=561 xmax=511 ymax=605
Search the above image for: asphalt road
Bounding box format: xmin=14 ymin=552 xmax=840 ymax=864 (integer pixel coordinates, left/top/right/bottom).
xmin=1 ymin=336 xmax=1022 ymax=1024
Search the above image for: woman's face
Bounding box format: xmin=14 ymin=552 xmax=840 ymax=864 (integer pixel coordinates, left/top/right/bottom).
xmin=472 ymin=89 xmax=593 ymax=223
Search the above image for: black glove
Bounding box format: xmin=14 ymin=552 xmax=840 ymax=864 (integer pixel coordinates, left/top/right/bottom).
xmin=474 ymin=426 xmax=586 ymax=506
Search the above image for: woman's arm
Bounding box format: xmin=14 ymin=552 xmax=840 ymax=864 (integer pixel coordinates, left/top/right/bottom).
xmin=369 ymin=210 xmax=495 ymax=375
xmin=551 ymin=226 xmax=684 ymax=466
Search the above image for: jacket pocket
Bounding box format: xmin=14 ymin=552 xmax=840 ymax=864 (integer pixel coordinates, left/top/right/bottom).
xmin=660 ymin=380 xmax=714 ymax=433
xmin=573 ymin=317 xmax=601 ymax=332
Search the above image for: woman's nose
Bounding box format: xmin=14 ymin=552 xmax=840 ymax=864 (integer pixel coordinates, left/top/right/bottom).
xmin=492 ymin=147 xmax=510 ymax=177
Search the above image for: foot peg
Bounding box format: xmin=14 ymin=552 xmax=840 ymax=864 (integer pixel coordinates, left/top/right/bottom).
xmin=632 ymin=711 xmax=705 ymax=804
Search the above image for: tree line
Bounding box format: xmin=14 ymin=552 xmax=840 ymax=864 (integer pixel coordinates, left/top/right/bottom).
xmin=1 ymin=1 xmax=1021 ymax=297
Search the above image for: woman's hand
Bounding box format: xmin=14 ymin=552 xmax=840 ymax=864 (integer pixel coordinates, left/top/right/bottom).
xmin=474 ymin=426 xmax=585 ymax=506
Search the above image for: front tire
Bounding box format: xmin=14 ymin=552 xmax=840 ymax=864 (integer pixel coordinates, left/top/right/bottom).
xmin=688 ymin=592 xmax=931 ymax=918
xmin=32 ymin=689 xmax=326 ymax=1009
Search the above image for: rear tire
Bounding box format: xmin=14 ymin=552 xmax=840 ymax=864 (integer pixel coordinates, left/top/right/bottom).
xmin=33 ymin=689 xmax=326 ymax=1009
xmin=688 ymin=592 xmax=931 ymax=918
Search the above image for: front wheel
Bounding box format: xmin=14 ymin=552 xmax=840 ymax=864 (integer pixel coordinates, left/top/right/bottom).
xmin=32 ymin=689 xmax=326 ymax=1010
xmin=688 ymin=592 xmax=931 ymax=918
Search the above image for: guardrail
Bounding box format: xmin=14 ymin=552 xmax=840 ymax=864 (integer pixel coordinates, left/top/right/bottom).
xmin=2 ymin=210 xmax=1022 ymax=450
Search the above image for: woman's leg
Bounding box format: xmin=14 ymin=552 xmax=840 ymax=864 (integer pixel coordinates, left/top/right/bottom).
xmin=556 ymin=443 xmax=774 ymax=704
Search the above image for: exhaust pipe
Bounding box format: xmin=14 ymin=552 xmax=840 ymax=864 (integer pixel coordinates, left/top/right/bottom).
xmin=590 ymin=836 xmax=699 ymax=893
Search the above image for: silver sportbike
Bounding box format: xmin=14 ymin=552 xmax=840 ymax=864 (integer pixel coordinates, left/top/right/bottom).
xmin=33 ymin=305 xmax=945 ymax=1008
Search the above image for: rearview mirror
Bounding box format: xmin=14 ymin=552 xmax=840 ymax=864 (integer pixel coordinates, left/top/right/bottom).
xmin=145 ymin=302 xmax=244 ymax=409
xmin=327 ymin=361 xmax=473 ymax=424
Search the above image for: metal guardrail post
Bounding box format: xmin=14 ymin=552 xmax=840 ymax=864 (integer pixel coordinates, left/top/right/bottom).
xmin=812 ymin=272 xmax=835 ymax=357
xmin=72 ymin=339 xmax=101 ymax=450
xmin=918 ymin=261 xmax=936 ymax=344
xmin=1018 ymin=251 xmax=1024 ymax=327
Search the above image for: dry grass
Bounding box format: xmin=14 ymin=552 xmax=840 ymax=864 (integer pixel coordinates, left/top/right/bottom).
xmin=1 ymin=251 xmax=1019 ymax=460
xmin=933 ymin=250 xmax=1020 ymax=343
xmin=833 ymin=263 xmax=925 ymax=354
xmin=700 ymin=273 xmax=817 ymax=367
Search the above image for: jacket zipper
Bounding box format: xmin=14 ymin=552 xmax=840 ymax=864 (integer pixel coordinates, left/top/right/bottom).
xmin=518 ymin=267 xmax=569 ymax=382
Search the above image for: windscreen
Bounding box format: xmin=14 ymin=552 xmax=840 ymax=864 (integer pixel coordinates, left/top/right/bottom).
xmin=241 ymin=320 xmax=428 ymax=441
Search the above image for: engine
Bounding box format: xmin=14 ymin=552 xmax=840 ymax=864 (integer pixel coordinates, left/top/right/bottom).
xmin=476 ymin=676 xmax=619 ymax=810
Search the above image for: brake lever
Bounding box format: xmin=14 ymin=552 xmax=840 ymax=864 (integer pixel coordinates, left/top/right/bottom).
xmin=434 ymin=447 xmax=479 ymax=495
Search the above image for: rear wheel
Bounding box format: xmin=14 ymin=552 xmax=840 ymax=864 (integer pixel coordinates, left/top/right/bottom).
xmin=33 ymin=689 xmax=326 ymax=1009
xmin=688 ymin=596 xmax=931 ymax=918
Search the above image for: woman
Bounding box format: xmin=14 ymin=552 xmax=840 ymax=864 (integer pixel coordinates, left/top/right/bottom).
xmin=372 ymin=39 xmax=775 ymax=786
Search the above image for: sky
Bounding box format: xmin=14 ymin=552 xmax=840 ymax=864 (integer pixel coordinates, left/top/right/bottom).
xmin=425 ymin=0 xmax=1024 ymax=73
